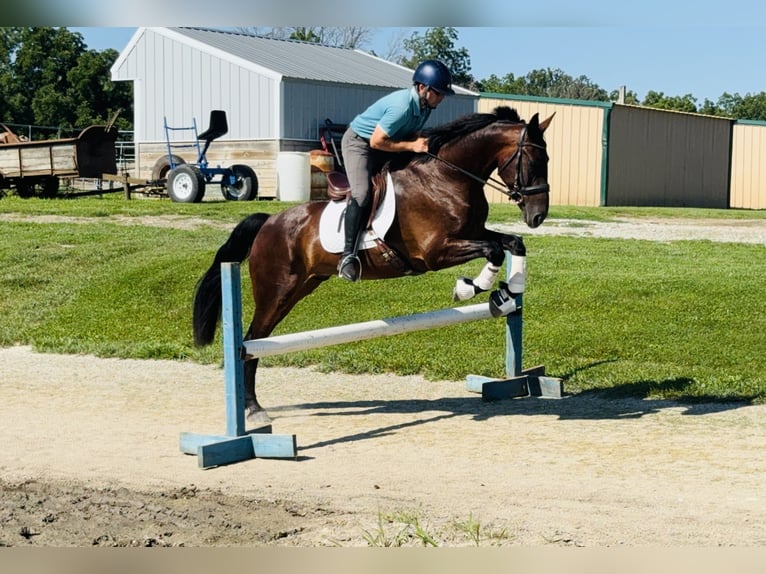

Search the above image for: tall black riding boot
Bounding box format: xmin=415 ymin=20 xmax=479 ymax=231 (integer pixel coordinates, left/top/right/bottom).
xmin=338 ymin=198 xmax=365 ymax=282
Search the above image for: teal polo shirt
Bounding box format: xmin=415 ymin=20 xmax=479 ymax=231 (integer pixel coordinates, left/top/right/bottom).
xmin=349 ymin=86 xmax=431 ymax=141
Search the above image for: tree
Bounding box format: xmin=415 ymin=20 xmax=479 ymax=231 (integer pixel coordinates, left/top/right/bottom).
xmin=476 ymin=72 xmax=528 ymax=94
xmin=698 ymin=98 xmax=726 ymax=117
xmin=522 ymin=68 xmax=609 ymax=101
xmin=67 ymin=48 xmax=133 ymax=130
xmin=372 ymin=28 xmax=409 ymax=63
xmin=400 ymin=27 xmax=474 ymax=89
xmin=0 ymin=28 xmax=22 ymax=122
xmin=477 ymin=67 xmax=610 ymax=101
xmin=289 ymin=27 xmax=321 ymax=43
xmin=641 ymin=91 xmax=698 ymax=113
xmin=236 ymin=27 xmax=372 ymax=49
xmin=0 ymin=27 xmax=133 ymax=136
xmin=8 ymin=27 xmax=85 ymax=128
xmin=710 ymin=92 xmax=766 ymax=121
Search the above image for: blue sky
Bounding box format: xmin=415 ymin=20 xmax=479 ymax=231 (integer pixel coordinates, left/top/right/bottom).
xmin=72 ymin=23 xmax=766 ymax=104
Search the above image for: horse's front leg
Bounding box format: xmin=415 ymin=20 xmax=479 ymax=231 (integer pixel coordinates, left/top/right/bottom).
xmin=453 ymin=233 xmax=527 ymax=302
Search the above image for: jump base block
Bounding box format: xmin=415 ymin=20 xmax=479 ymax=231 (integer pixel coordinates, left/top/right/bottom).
xmin=466 ymin=365 xmax=564 ymax=401
xmin=180 ymin=429 xmax=297 ymax=469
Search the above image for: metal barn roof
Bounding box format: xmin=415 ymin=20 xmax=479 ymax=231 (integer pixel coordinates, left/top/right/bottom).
xmin=161 ymin=27 xmax=476 ymax=95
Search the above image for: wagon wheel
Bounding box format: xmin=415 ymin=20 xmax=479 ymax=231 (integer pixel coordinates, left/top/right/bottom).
xmin=15 ymin=180 xmax=35 ymax=198
xmin=167 ymin=164 xmax=206 ymax=203
xmin=150 ymin=154 xmax=186 ymax=182
xmin=40 ymin=176 xmax=59 ymax=198
xmin=220 ymin=164 xmax=258 ymax=201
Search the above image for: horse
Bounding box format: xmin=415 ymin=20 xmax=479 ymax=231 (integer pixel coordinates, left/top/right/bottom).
xmin=192 ymin=106 xmax=554 ymax=427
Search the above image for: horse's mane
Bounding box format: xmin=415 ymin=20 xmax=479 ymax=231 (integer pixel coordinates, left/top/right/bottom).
xmin=425 ymin=106 xmax=522 ymax=154
xmin=385 ymin=106 xmax=522 ymax=171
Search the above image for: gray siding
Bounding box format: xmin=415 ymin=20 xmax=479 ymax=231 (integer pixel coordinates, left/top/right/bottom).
xmin=110 ymin=27 xmax=479 ymax=197
xmin=607 ymin=105 xmax=731 ymax=208
xmin=281 ymin=80 xmax=476 ymax=141
xmin=112 ymin=29 xmax=278 ymax=143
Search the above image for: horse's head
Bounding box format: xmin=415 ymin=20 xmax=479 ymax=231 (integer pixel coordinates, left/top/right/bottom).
xmin=497 ymin=111 xmax=554 ymax=229
xmin=421 ymin=107 xmax=554 ymax=228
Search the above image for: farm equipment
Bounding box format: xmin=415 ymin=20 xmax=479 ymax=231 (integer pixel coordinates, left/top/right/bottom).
xmin=0 ymin=122 xmax=118 ymax=198
xmin=152 ymin=110 xmax=258 ymax=203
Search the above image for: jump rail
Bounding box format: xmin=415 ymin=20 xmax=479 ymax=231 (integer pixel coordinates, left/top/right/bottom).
xmin=243 ymin=303 xmax=495 ymax=359
xmin=180 ymin=260 xmax=562 ymax=469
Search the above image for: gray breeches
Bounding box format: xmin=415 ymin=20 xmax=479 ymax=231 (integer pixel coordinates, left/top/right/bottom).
xmin=341 ymin=128 xmax=388 ymax=207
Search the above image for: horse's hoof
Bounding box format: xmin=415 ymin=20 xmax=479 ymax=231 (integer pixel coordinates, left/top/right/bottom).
xmin=246 ymin=409 xmax=273 ymax=429
xmin=453 ymin=277 xmax=476 ymax=302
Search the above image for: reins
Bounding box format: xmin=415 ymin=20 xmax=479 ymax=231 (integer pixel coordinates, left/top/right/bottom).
xmin=426 ymin=123 xmax=549 ymax=202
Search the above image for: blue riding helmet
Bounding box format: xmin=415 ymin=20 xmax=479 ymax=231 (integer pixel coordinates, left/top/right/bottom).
xmin=412 ymin=60 xmax=455 ymax=95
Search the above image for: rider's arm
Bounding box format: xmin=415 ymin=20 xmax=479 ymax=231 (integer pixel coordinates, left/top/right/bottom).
xmin=369 ymin=125 xmax=428 ymax=153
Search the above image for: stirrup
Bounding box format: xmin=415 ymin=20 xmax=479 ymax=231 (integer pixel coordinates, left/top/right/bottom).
xmin=338 ymin=254 xmax=362 ymax=282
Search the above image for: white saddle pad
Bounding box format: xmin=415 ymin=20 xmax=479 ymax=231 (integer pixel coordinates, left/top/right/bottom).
xmin=318 ymin=172 xmax=397 ymax=254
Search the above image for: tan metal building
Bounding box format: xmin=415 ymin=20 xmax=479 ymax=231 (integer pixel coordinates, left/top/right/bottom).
xmin=479 ymin=94 xmax=608 ymax=206
xmin=730 ymin=120 xmax=766 ymax=210
xmin=480 ymin=94 xmax=766 ymax=210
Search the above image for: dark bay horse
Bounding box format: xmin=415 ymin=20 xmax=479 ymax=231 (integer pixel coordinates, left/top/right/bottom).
xmin=193 ymin=106 xmax=554 ymax=427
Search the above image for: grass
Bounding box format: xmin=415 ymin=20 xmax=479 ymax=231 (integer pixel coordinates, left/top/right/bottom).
xmin=1 ymin=196 xmax=765 ymax=404
xmin=360 ymin=509 xmax=516 ymax=546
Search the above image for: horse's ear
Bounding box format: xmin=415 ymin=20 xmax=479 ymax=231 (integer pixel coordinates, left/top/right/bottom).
xmin=538 ymin=112 xmax=555 ymax=133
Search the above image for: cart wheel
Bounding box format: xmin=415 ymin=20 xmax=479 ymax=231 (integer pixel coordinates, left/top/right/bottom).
xmin=220 ymin=164 xmax=258 ymax=201
xmin=15 ymin=180 xmax=35 ymax=198
xmin=151 ymin=154 xmax=186 ymax=182
xmin=40 ymin=176 xmax=59 ymax=198
xmin=167 ymin=165 xmax=205 ymax=203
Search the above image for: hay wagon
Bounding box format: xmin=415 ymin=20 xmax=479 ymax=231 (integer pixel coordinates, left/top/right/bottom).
xmin=0 ymin=123 xmax=119 ymax=197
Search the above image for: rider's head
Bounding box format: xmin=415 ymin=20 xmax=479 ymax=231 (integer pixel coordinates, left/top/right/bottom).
xmin=413 ymin=59 xmax=455 ymax=109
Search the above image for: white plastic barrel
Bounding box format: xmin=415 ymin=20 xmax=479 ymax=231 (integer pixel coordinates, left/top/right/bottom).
xmin=276 ymin=151 xmax=310 ymax=201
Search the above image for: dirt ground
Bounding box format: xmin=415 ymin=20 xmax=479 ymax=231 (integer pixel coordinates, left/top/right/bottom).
xmin=2 ymin=345 xmax=765 ymax=548
xmin=1 ymin=215 xmax=765 ymax=547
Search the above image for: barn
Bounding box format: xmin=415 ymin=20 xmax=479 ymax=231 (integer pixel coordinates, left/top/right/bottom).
xmin=110 ymin=27 xmax=479 ymax=199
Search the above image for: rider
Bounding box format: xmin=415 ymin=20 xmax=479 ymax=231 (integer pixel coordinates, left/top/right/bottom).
xmin=337 ymin=59 xmax=455 ymax=282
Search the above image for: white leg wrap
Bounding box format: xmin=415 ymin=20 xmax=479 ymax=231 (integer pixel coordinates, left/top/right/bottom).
xmin=507 ymin=255 xmax=526 ymax=294
xmin=474 ymin=262 xmax=500 ymax=291
xmin=453 ymin=278 xmax=477 ymax=302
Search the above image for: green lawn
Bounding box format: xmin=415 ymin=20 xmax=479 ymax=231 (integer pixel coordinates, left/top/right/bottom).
xmin=1 ymin=196 xmax=764 ymax=403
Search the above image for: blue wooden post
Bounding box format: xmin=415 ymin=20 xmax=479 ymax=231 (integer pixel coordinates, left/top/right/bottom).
xmin=221 ymin=262 xmax=245 ymax=437
xmin=466 ymin=251 xmax=563 ymax=400
xmin=505 ymin=293 xmax=523 ymax=378
xmin=179 ymin=262 xmax=297 ymax=468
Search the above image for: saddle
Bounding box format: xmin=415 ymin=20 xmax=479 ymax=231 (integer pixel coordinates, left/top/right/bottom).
xmin=326 ymin=170 xmax=388 ymax=232
xmin=321 ymin=170 xmax=412 ymax=274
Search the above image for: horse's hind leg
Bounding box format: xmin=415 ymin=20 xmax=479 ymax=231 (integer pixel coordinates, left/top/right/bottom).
xmin=242 ymin=274 xmax=327 ymax=427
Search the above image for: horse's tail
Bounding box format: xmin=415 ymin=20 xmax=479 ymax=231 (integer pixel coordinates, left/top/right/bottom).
xmin=192 ymin=212 xmax=271 ymax=347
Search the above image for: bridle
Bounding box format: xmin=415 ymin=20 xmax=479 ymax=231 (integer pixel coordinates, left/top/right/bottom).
xmin=427 ymin=122 xmax=549 ymax=203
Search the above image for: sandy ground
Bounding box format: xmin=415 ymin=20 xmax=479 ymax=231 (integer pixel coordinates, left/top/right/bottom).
xmin=1 ymin=214 xmax=765 ymax=547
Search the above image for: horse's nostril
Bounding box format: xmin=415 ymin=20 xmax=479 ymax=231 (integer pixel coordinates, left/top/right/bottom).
xmin=530 ymin=213 xmax=545 ymax=228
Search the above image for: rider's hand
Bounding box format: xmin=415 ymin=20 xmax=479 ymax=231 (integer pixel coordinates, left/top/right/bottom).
xmin=411 ymin=137 xmax=429 ymax=153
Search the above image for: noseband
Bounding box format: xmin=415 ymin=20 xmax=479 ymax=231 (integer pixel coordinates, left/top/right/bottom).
xmin=427 ymin=122 xmax=549 ymax=202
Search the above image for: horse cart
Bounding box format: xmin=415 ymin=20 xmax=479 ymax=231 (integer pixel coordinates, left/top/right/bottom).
xmin=0 ymin=123 xmax=118 ymax=198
